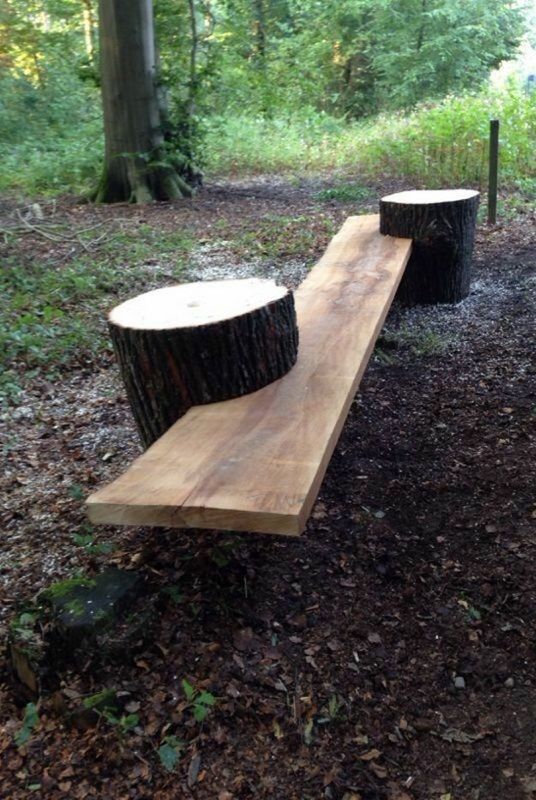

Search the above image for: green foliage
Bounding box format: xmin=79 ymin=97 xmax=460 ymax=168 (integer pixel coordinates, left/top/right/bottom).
xmin=355 ymin=84 xmax=536 ymax=187
xmin=205 ymin=0 xmax=525 ymax=118
xmin=158 ymin=736 xmax=184 ymax=772
xmin=68 ymin=484 xmax=86 ymax=500
xmin=103 ymin=710 xmax=140 ymax=734
xmin=14 ymin=702 xmax=39 ymax=748
xmin=206 ymin=83 xmax=536 ymax=189
xmin=0 ymin=71 xmax=102 ymax=195
xmin=0 ymin=225 xmax=192 ymax=404
xmin=376 ymin=325 xmax=450 ymax=363
xmin=72 ymin=527 xmax=113 ymax=555
xmin=209 ymin=539 xmax=238 ymax=567
xmin=71 ymin=522 xmax=113 ymax=554
xmin=182 ymin=679 xmax=216 ymax=722
xmin=368 ymin=0 xmax=525 ymax=111
xmin=82 ymin=689 xmax=118 ymax=712
xmin=315 ymin=183 xmax=372 ymax=203
xmin=83 ymin=688 xmax=139 ymax=737
xmin=162 ymin=585 xmax=184 ymax=604
xmin=0 ymin=0 xmax=531 ymax=195
xmin=10 ymin=612 xmax=38 ymax=643
xmin=40 ymin=576 xmax=96 ymax=600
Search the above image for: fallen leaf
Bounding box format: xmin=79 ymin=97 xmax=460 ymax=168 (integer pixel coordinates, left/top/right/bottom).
xmin=437 ymin=728 xmax=491 ymax=744
xmin=360 ymin=748 xmax=381 ymax=761
xmin=521 ymin=777 xmax=536 ymax=794
xmin=188 ymin=754 xmax=201 ymax=787
xmin=272 ymin=721 xmax=283 ymax=739
xmin=503 ymin=768 xmax=514 ymax=778
xmin=370 ymin=762 xmax=388 ymax=779
xmin=233 ymin=628 xmax=255 ymax=652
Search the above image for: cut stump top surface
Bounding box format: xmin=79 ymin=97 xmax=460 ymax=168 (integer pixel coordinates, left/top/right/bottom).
xmin=381 ymin=189 xmax=479 ymax=205
xmin=87 ymin=215 xmax=412 ymax=536
xmin=109 ymin=278 xmax=289 ymax=330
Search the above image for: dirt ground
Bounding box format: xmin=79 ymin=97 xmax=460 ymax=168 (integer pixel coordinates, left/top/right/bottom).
xmin=1 ymin=178 xmax=536 ymax=800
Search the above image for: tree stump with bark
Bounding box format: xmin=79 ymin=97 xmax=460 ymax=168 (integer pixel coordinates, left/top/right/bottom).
xmin=109 ymin=278 xmax=299 ymax=448
xmin=380 ymin=189 xmax=480 ymax=305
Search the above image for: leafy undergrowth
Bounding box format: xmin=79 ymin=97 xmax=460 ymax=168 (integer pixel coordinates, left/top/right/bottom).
xmin=0 ymin=188 xmax=351 ymax=404
xmin=1 ymin=84 xmax=535 ymax=199
xmin=0 ymin=209 xmax=194 ymax=403
xmin=206 ymin=85 xmax=536 ymax=189
xmin=1 ymin=179 xmax=536 ymax=799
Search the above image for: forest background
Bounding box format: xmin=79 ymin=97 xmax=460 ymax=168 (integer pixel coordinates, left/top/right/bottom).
xmin=1 ymin=0 xmax=536 ymax=198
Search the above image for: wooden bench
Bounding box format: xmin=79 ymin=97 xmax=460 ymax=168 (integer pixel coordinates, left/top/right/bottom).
xmin=86 ymin=214 xmax=412 ymax=535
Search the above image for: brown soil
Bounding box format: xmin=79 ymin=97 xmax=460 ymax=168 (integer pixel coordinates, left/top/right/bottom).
xmin=1 ymin=178 xmax=536 ymax=800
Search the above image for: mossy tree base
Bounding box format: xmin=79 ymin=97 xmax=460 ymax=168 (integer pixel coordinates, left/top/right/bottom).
xmin=94 ymin=154 xmax=196 ymax=204
xmin=97 ymin=0 xmax=200 ymax=205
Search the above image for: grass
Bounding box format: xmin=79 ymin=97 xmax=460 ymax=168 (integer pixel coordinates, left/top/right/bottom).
xmin=205 ymin=83 xmax=536 ymax=189
xmin=229 ymin=214 xmax=338 ymax=260
xmin=0 ymin=208 xmax=342 ymax=405
xmin=375 ymin=325 xmax=450 ymax=364
xmin=0 ymin=225 xmax=193 ymax=403
xmin=314 ymin=183 xmax=373 ymax=203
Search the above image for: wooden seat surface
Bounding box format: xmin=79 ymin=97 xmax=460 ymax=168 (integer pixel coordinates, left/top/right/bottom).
xmin=86 ymin=215 xmax=412 ymax=535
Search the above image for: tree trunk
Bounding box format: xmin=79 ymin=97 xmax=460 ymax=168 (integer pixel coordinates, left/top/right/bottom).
xmin=108 ymin=279 xmax=299 ymax=448
xmin=81 ymin=0 xmax=97 ymax=64
xmin=96 ymin=0 xmax=193 ymax=203
xmin=380 ymin=189 xmax=480 ymax=305
xmin=252 ymin=0 xmax=267 ymax=64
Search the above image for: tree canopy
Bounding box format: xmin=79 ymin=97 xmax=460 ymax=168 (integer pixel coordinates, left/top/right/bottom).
xmin=0 ymin=0 xmax=528 ymax=199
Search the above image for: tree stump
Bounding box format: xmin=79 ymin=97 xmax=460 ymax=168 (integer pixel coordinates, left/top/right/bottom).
xmin=379 ymin=189 xmax=480 ymax=305
xmin=109 ymin=278 xmax=299 ymax=448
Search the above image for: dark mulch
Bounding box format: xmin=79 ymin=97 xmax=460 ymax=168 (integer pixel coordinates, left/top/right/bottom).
xmin=1 ymin=179 xmax=535 ymax=799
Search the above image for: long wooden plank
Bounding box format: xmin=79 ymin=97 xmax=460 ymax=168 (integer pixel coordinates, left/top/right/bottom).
xmin=86 ymin=215 xmax=412 ymax=535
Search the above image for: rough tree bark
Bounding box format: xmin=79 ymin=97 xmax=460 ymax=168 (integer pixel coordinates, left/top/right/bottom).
xmin=108 ymin=279 xmax=299 ymax=448
xmin=380 ymin=189 xmax=480 ymax=305
xmin=96 ymin=0 xmax=193 ymax=203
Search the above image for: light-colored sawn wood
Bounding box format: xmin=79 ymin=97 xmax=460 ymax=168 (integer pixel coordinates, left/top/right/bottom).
xmin=109 ymin=278 xmax=289 ymax=329
xmin=86 ymin=215 xmax=412 ymax=535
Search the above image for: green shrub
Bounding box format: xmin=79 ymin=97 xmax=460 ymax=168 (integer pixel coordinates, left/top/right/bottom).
xmin=205 ymin=82 xmax=536 ymax=188
xmin=0 ymin=71 xmax=102 ymax=195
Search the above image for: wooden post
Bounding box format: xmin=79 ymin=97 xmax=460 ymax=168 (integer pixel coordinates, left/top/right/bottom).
xmin=488 ymin=119 xmax=499 ymax=225
xmin=380 ymin=189 xmax=480 ymax=305
xmin=108 ymin=279 xmax=299 ymax=448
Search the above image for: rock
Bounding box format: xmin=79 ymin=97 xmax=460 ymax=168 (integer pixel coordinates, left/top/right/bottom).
xmin=454 ymin=676 xmax=466 ymax=690
xmin=8 ymin=569 xmax=145 ymax=697
xmin=39 ymin=569 xmax=142 ymax=638
xmin=505 ymin=677 xmax=515 ymax=689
